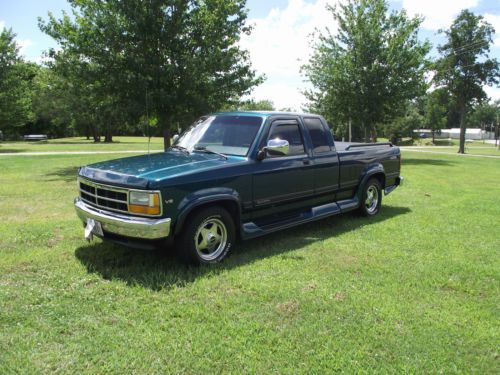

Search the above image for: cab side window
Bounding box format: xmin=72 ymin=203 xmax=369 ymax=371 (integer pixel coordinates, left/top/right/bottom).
xmin=303 ymin=117 xmax=331 ymax=154
xmin=268 ymin=122 xmax=305 ymax=157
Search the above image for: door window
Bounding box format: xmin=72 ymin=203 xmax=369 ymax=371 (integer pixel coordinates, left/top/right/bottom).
xmin=303 ymin=117 xmax=331 ymax=154
xmin=268 ymin=122 xmax=305 ymax=157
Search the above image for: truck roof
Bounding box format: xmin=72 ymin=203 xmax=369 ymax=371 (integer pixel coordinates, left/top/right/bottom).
xmin=213 ymin=110 xmax=319 ymax=118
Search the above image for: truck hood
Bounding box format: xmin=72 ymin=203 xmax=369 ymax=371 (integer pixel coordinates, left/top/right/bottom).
xmin=79 ymin=151 xmax=245 ymax=189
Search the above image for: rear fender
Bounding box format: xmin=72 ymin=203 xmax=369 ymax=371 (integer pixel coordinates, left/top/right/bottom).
xmin=356 ymin=164 xmax=386 ymax=200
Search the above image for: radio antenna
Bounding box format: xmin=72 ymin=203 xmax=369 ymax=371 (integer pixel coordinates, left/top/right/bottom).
xmin=146 ymin=87 xmax=150 ymax=155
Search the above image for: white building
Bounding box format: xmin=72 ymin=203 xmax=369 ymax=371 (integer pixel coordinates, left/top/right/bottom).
xmin=414 ymin=128 xmax=494 ymax=140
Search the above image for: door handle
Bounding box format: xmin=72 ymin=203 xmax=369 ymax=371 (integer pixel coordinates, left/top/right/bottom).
xmin=302 ymin=159 xmax=311 ymax=165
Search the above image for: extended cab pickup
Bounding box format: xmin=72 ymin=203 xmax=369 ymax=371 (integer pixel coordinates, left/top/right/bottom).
xmin=75 ymin=112 xmax=403 ymax=264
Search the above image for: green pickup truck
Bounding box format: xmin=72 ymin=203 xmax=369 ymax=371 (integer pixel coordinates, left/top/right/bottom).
xmin=75 ymin=111 xmax=403 ymax=264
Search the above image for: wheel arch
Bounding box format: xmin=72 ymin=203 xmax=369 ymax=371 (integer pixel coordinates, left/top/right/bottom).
xmin=356 ymin=165 xmax=386 ymax=200
xmin=173 ymin=189 xmax=241 ymax=237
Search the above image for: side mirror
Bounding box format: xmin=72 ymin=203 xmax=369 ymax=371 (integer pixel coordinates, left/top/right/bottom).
xmin=257 ymin=138 xmax=289 ymax=160
xmin=172 ymin=134 xmax=179 ymax=143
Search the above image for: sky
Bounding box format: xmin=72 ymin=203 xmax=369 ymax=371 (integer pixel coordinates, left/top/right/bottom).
xmin=1 ymin=0 xmax=499 ymax=110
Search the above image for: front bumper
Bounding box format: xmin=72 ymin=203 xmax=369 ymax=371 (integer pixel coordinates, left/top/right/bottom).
xmin=74 ymin=197 xmax=171 ymax=240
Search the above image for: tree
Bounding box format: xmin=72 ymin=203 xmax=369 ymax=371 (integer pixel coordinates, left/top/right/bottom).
xmin=0 ymin=28 xmax=36 ymax=138
xmin=468 ymin=101 xmax=499 ymax=135
xmin=222 ymin=99 xmax=275 ymax=111
xmin=302 ymin=0 xmax=430 ymax=142
xmin=40 ymin=0 xmax=262 ymax=149
xmin=434 ymin=10 xmax=499 ymax=153
xmin=384 ymin=101 xmax=424 ymax=144
xmin=425 ymin=88 xmax=449 ymax=143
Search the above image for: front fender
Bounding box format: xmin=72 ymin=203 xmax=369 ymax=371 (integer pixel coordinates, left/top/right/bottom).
xmin=174 ymin=187 xmax=241 ymax=235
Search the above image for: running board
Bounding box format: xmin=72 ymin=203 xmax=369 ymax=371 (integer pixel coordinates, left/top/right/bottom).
xmin=241 ymin=198 xmax=359 ymax=240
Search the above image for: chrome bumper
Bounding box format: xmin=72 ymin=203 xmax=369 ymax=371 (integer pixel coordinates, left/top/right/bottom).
xmin=74 ymin=197 xmax=171 ymax=240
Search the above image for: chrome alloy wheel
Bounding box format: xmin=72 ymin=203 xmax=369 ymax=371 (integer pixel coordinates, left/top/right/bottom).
xmin=365 ymin=185 xmax=379 ymax=214
xmin=194 ymin=217 xmax=228 ymax=261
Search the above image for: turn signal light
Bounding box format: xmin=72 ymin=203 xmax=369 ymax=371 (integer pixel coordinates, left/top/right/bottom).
xmin=128 ymin=192 xmax=161 ymax=215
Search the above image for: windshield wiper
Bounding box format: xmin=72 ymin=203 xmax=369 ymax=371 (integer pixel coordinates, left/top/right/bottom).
xmin=193 ymin=146 xmax=228 ymax=160
xmin=170 ymin=145 xmax=190 ymax=154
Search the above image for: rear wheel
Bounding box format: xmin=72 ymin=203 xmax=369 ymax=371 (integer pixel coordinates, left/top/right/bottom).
xmin=359 ymin=178 xmax=382 ymax=216
xmin=176 ymin=206 xmax=235 ymax=265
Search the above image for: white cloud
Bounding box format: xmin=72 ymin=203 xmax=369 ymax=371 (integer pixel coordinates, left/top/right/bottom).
xmin=398 ymin=0 xmax=480 ymax=30
xmin=241 ymin=0 xmax=336 ymax=110
xmin=484 ymin=85 xmax=500 ymax=102
xmin=484 ymin=14 xmax=500 ymax=48
xmin=17 ymin=39 xmax=34 ymax=57
xmin=242 ymin=0 xmax=498 ymax=110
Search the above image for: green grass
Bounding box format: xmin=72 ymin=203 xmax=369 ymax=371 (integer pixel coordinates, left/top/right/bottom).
xmin=0 ymin=136 xmax=164 ymax=153
xmin=404 ymin=142 xmax=500 ymax=156
xmin=0 ymin=150 xmax=499 ymax=373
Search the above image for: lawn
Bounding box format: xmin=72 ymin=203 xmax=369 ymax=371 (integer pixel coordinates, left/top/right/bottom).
xmin=0 ymin=149 xmax=498 ymax=373
xmin=0 ymin=136 xmax=165 ymax=153
xmin=404 ymin=142 xmax=500 ymax=156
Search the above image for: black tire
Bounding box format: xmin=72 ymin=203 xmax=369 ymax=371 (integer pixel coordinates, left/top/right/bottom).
xmin=358 ymin=178 xmax=382 ymax=217
xmin=176 ymin=206 xmax=235 ymax=265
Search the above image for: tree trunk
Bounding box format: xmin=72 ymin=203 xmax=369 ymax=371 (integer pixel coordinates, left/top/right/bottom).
xmin=90 ymin=124 xmax=100 ymax=143
xmin=104 ymin=129 xmax=113 ymax=143
xmin=458 ymin=101 xmax=466 ymax=154
xmin=370 ymin=126 xmax=377 ymax=142
xmin=163 ymin=128 xmax=171 ymax=151
xmin=160 ymin=114 xmax=171 ymax=151
xmin=432 ymin=130 xmax=435 ymax=144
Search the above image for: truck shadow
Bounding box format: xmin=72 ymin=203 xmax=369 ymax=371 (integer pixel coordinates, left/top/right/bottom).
xmin=46 ymin=166 xmax=80 ymax=182
xmin=75 ymin=205 xmax=411 ymax=291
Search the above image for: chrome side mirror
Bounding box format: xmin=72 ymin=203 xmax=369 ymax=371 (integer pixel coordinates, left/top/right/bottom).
xmin=257 ymin=138 xmax=289 ymax=160
xmin=267 ymin=138 xmax=289 ymax=156
xmin=172 ymin=134 xmax=179 ymax=143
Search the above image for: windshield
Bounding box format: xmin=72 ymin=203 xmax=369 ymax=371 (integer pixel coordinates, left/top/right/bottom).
xmin=174 ymin=115 xmax=264 ymax=156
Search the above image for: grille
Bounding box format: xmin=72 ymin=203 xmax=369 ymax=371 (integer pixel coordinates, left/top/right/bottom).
xmin=79 ymin=179 xmax=129 ymax=213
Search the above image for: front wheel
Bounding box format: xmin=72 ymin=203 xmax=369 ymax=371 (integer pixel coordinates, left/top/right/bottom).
xmin=176 ymin=206 xmax=235 ymax=265
xmin=358 ymin=178 xmax=382 ymax=216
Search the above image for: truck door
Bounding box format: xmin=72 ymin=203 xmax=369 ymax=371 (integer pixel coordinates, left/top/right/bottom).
xmin=252 ymin=119 xmax=315 ymax=214
xmin=302 ymin=117 xmax=340 ymax=196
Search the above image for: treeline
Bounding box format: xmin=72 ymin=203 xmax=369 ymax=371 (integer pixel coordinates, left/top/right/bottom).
xmin=0 ymin=0 xmax=499 ymax=154
xmin=303 ymin=1 xmax=499 ymax=153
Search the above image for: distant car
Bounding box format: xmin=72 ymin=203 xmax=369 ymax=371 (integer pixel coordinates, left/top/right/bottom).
xmin=419 ymin=133 xmax=427 ymax=138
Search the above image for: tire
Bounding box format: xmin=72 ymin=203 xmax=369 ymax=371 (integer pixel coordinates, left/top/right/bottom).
xmin=176 ymin=206 xmax=235 ymax=265
xmin=358 ymin=178 xmax=382 ymax=217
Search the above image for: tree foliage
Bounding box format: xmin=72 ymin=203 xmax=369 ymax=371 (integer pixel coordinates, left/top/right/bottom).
xmin=39 ymin=0 xmax=262 ymax=148
xmin=0 ymin=28 xmax=36 ymax=137
xmin=222 ymin=99 xmax=275 ymax=111
xmin=424 ymin=88 xmax=449 ymax=143
xmin=434 ymin=10 xmax=499 ymax=153
xmin=468 ymin=101 xmax=499 ymax=132
xmin=302 ymin=0 xmax=430 ymax=141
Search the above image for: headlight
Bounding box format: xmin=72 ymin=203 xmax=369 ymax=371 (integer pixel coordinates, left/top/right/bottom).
xmin=129 ymin=191 xmax=161 ymax=215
